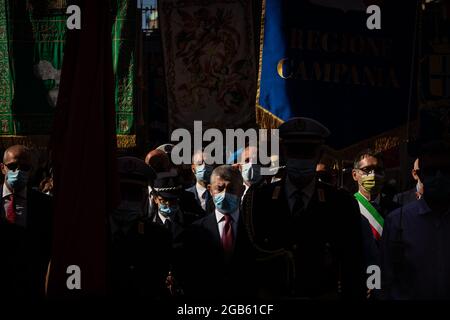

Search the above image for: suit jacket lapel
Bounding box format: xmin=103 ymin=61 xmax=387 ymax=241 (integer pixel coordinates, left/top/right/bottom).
xmin=204 ymin=213 xmax=221 ymax=250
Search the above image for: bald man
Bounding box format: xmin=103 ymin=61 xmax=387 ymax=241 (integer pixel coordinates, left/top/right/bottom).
xmin=0 ymin=145 xmax=52 ymax=298
xmin=145 ymin=149 xmax=171 ymax=173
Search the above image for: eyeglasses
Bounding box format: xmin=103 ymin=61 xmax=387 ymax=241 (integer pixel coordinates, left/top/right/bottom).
xmin=4 ymin=162 xmax=32 ymax=172
xmin=356 ymin=166 xmax=385 ymax=176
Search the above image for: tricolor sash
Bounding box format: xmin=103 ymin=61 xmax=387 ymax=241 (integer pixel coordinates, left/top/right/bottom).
xmin=354 ymin=192 xmax=384 ymax=240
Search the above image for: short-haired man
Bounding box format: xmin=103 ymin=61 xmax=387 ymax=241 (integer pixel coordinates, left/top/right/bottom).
xmin=181 ymin=165 xmax=256 ymax=299
xmin=352 ymin=149 xmax=399 ymax=241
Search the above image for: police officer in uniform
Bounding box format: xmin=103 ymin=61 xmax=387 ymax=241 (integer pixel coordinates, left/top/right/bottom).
xmin=243 ymin=118 xmax=366 ymax=299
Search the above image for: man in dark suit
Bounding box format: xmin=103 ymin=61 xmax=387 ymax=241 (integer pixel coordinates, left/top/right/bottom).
xmin=351 ymin=149 xmax=400 ymax=275
xmin=381 ymin=140 xmax=450 ymax=299
xmin=352 ymin=149 xmax=400 ymax=224
xmin=244 ymin=118 xmax=366 ymax=299
xmin=393 ymin=158 xmax=424 ymax=206
xmin=181 ymin=165 xmax=256 ymax=300
xmin=0 ymin=145 xmax=52 ymax=299
xmin=185 ymin=149 xmax=215 ymax=216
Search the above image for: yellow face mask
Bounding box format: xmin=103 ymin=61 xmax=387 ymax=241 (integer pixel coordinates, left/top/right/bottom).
xmin=360 ymin=173 xmax=384 ymax=195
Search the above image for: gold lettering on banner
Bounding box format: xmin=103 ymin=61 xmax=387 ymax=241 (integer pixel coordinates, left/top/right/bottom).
xmin=283 ymin=28 xmax=400 ymax=87
xmin=289 ymin=29 xmax=392 ymax=57
xmin=277 ymin=58 xmax=400 ymax=88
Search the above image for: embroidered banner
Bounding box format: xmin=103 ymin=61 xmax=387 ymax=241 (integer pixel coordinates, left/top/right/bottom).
xmin=159 ymin=0 xmax=257 ymax=132
xmin=112 ymin=0 xmax=137 ymax=148
xmin=0 ymin=0 xmax=66 ymax=137
xmin=0 ymin=0 xmax=137 ymax=148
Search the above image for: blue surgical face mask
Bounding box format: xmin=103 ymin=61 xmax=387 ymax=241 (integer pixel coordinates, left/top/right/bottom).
xmin=158 ymin=203 xmax=179 ymax=217
xmin=286 ymin=158 xmax=317 ymax=187
xmin=241 ymin=163 xmax=262 ymax=185
xmin=6 ymin=169 xmax=29 ymax=191
xmin=213 ymin=191 xmax=240 ymax=214
xmin=194 ymin=163 xmax=213 ymax=184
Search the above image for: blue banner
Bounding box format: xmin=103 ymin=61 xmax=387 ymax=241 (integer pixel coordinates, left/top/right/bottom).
xmin=258 ymin=0 xmax=419 ymax=149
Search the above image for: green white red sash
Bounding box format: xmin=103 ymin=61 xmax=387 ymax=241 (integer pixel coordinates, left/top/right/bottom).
xmin=354 ymin=192 xmax=384 ymax=240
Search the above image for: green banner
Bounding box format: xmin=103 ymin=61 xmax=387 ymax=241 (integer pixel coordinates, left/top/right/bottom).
xmin=0 ymin=0 xmax=14 ymax=134
xmin=0 ymin=0 xmax=137 ymax=148
xmin=0 ymin=0 xmax=66 ymax=136
xmin=112 ymin=0 xmax=136 ymax=148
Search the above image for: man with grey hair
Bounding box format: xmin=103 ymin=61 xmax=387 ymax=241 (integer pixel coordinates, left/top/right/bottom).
xmin=180 ymin=165 xmax=256 ymax=299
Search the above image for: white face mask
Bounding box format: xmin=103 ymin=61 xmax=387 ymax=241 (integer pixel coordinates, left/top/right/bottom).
xmin=241 ymin=162 xmax=262 ymax=184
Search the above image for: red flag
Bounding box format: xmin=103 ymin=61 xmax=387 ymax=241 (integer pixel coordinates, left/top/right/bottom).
xmin=48 ymin=0 xmax=119 ymax=297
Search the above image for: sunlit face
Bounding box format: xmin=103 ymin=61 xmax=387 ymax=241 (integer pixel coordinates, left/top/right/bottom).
xmin=352 ymin=156 xmax=384 ymax=183
xmin=154 ymin=195 xmax=179 ymax=207
xmin=208 ymin=174 xmax=244 ymax=199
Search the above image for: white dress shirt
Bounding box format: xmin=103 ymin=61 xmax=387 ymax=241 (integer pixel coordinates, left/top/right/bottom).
xmin=157 ymin=212 xmax=171 ymax=225
xmin=196 ymin=182 xmax=208 ymax=210
xmin=358 ymin=191 xmax=381 ymax=205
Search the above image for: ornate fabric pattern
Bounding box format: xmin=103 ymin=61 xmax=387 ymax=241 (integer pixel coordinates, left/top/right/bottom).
xmin=160 ymin=0 xmax=257 ymax=132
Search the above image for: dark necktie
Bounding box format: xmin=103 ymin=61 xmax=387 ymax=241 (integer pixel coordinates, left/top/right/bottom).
xmin=164 ymin=218 xmax=172 ymax=231
xmin=221 ymin=214 xmax=234 ymax=254
xmin=291 ymin=190 xmax=304 ymax=217
xmin=203 ymin=191 xmax=210 ymax=210
xmin=6 ymin=194 xmax=16 ymax=223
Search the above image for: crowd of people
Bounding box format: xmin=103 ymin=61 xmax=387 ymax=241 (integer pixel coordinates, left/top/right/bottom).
xmin=1 ymin=117 xmax=449 ymax=301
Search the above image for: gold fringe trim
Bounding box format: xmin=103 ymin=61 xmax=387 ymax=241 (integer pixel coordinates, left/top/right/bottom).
xmin=255 ymin=0 xmax=266 ymax=118
xmin=117 ymin=134 xmax=136 ymax=149
xmin=0 ymin=134 xmax=137 ymax=150
xmin=0 ymin=135 xmax=50 ymax=150
xmin=338 ymin=121 xmax=418 ymax=158
xmin=256 ymin=105 xmax=284 ymax=129
xmin=255 ymin=0 xmax=285 ymax=130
